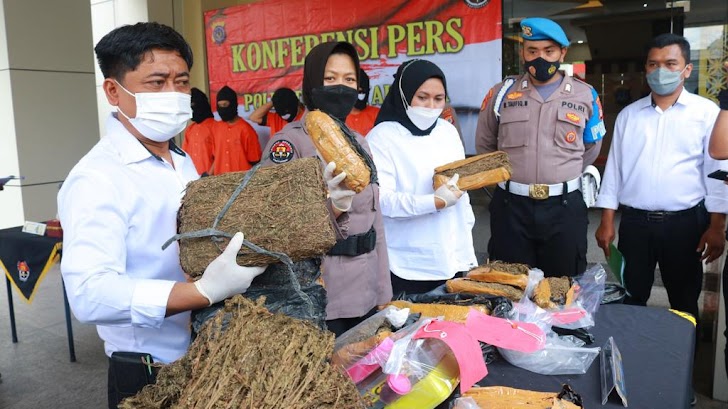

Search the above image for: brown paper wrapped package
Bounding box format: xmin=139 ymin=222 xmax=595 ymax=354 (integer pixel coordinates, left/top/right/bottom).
xmin=460 ymin=386 xmax=582 ymax=409
xmin=433 ymin=151 xmax=512 ymax=191
xmin=466 ymin=261 xmax=530 ymax=290
xmin=446 ymin=278 xmax=524 ymax=302
xmin=305 ymin=110 xmax=370 ymax=193
xmin=385 ymin=300 xmax=490 ymax=322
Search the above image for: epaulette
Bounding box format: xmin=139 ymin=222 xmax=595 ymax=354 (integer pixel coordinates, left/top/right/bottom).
xmin=572 ymin=76 xmax=596 ymax=90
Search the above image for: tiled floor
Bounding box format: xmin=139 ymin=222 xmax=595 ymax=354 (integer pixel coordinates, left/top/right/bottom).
xmin=0 ymin=189 xmax=726 ymax=408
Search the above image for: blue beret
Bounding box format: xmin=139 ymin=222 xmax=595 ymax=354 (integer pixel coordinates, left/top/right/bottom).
xmin=520 ymin=17 xmax=569 ymax=48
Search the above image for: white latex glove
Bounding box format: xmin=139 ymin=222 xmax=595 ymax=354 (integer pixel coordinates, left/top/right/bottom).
xmin=194 ymin=232 xmax=267 ymax=306
xmin=434 ymin=173 xmax=463 ymax=208
xmin=324 ymin=161 xmax=356 ymax=212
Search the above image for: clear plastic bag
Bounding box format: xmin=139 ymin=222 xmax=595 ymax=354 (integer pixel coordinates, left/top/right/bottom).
xmin=333 ymin=312 xmax=461 ymax=409
xmin=498 ymin=331 xmax=600 ymax=375
xmin=520 ymin=264 xmax=607 ymax=330
xmin=332 ymin=306 xmax=412 ymax=371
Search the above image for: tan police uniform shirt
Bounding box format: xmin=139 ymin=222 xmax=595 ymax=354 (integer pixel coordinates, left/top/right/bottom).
xmin=475 ymin=73 xmax=604 ymax=185
xmin=260 ymin=113 xmax=392 ymax=320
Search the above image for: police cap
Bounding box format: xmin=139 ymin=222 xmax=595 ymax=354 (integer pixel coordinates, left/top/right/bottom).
xmin=520 ymin=17 xmax=569 ymax=48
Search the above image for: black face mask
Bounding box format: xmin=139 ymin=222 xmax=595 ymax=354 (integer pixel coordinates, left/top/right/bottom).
xmin=217 ymin=104 xmax=238 ymax=121
xmin=311 ymin=84 xmax=358 ymax=121
xmin=524 ymin=57 xmax=560 ymax=82
xmin=354 ymin=89 xmax=369 ymax=111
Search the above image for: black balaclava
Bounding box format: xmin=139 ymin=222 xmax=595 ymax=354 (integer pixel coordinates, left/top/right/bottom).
xmin=191 ymin=88 xmax=214 ymax=124
xmin=302 ymin=41 xmax=360 ymax=121
xmin=354 ymin=68 xmax=370 ymax=111
xmin=216 ymin=86 xmax=238 ymax=122
xmin=374 ymin=59 xmax=447 ymax=136
xmin=271 ymin=88 xmax=300 ymax=122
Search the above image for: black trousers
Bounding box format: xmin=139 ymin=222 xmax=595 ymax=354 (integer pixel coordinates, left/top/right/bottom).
xmin=488 ymin=187 xmax=588 ymax=277
xmin=107 ymin=356 xmax=157 ymax=409
xmin=617 ymin=204 xmax=709 ymax=324
xmin=389 ymin=271 xmax=464 ymax=298
xmin=722 ymin=233 xmax=728 ymax=379
xmin=326 ymin=307 xmax=379 ymax=337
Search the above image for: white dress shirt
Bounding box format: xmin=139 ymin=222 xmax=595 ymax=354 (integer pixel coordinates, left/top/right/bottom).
xmin=596 ymin=89 xmax=728 ymax=213
xmin=58 ymin=114 xmax=199 ymax=363
xmin=368 ymin=119 xmax=478 ymax=281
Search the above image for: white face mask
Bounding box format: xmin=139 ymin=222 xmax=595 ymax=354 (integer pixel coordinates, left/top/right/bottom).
xmin=399 ymin=61 xmax=444 ymax=131
xmin=115 ymin=81 xmax=192 ymax=142
xmin=405 ymin=106 xmax=443 ymax=130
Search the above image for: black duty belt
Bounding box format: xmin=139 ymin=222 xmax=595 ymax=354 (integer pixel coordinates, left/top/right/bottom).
xmin=328 ymin=225 xmax=376 ymax=256
xmin=622 ymin=200 xmax=704 ymax=222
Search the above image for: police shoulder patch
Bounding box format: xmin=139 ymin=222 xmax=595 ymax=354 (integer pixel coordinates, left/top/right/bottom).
xmin=480 ymin=88 xmax=494 ymax=111
xmin=269 ymin=139 xmax=295 ymax=164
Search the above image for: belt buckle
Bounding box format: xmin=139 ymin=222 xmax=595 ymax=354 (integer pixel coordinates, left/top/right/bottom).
xmin=529 ymin=184 xmax=549 ymax=200
xmin=646 ymin=211 xmax=666 ymax=222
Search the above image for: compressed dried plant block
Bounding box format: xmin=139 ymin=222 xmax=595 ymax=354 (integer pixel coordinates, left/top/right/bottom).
xmin=305 ymin=110 xmax=371 ymax=193
xmin=178 ymin=157 xmax=337 ymax=277
xmin=433 ymin=151 xmax=512 ymax=191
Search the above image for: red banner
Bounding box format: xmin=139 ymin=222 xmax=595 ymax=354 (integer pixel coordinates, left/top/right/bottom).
xmin=205 ymin=0 xmax=502 ymax=114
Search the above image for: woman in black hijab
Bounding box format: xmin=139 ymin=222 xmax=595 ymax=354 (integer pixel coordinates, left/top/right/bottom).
xmin=183 ymin=88 xmax=215 ymax=174
xmin=368 ymin=59 xmax=477 ymax=295
xmin=260 ymin=41 xmax=392 ymax=337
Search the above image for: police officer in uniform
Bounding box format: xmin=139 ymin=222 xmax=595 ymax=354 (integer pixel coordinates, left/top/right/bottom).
xmin=475 ymin=17 xmax=606 ymax=277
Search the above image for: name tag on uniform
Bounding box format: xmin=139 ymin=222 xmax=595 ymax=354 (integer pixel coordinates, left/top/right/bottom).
xmin=22 ymin=221 xmax=46 ymax=236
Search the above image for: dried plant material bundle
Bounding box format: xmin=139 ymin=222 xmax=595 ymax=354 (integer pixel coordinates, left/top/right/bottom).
xmin=305 ymin=110 xmax=371 ymax=193
xmin=177 ymin=157 xmax=336 ymax=277
xmin=532 ymin=277 xmax=575 ymax=310
xmin=460 ymin=385 xmax=583 ymax=408
xmin=433 ymin=151 xmax=512 ymax=191
xmin=385 ymin=300 xmax=490 ymax=322
xmin=466 ymin=261 xmax=530 ymax=290
xmin=120 ymin=295 xmax=364 ymax=409
xmin=446 ymin=278 xmax=524 ymax=302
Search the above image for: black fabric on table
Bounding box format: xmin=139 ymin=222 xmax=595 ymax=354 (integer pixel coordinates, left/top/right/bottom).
xmin=473 ymin=304 xmax=694 ymax=408
xmin=0 ymin=226 xmax=62 ymax=301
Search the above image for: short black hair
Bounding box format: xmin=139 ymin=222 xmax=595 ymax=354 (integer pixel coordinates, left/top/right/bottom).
xmin=94 ymin=22 xmax=193 ymax=81
xmin=646 ymin=33 xmax=690 ymax=64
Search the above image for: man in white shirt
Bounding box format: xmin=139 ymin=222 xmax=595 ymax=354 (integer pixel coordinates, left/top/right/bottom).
xmin=708 ymin=84 xmax=728 ymax=381
xmin=58 ymin=23 xmax=266 ymax=408
xmin=595 ymin=33 xmax=727 ymax=328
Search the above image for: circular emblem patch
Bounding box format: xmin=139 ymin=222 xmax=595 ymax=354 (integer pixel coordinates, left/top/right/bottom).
xmin=269 ymin=140 xmax=294 ymax=164
xmin=212 ymin=22 xmax=226 ymax=45
xmin=464 ymin=0 xmax=489 ymax=8
xmin=565 ymin=131 xmax=577 ymax=143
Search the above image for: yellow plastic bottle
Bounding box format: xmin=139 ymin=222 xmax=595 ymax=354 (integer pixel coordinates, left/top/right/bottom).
xmin=384 ymin=351 xmax=460 ymax=409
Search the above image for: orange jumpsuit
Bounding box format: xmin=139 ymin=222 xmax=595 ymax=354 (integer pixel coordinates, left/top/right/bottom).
xmin=345 ymin=105 xmax=380 ymax=137
xmin=210 ymin=119 xmax=262 ymax=174
xmin=266 ymin=110 xmax=303 ymax=138
xmin=182 ymin=118 xmax=215 ymax=175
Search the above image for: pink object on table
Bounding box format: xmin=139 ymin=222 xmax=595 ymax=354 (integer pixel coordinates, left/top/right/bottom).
xmin=551 ymin=307 xmax=587 ymax=325
xmin=413 ymin=319 xmax=486 ymax=393
xmin=465 ymin=309 xmax=545 ymax=353
xmin=346 ymin=337 xmax=394 ymax=383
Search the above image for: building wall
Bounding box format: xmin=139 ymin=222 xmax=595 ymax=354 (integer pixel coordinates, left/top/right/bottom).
xmin=0 ymin=0 xmax=97 ymax=229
